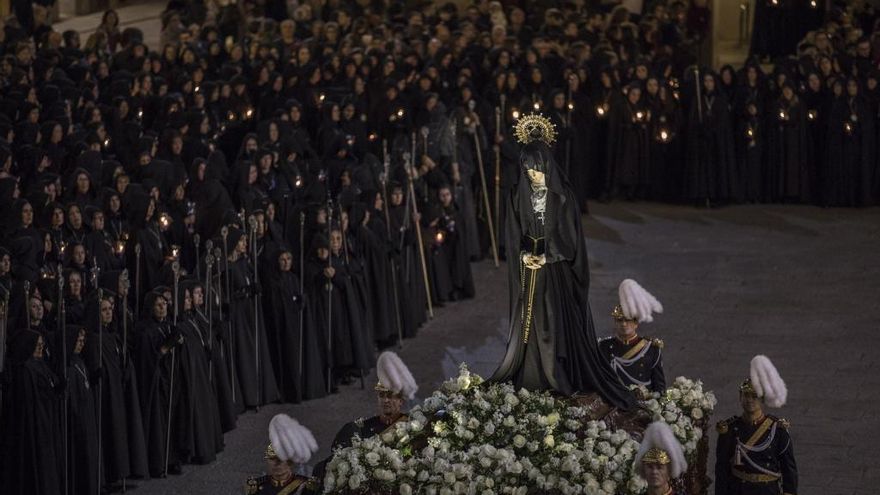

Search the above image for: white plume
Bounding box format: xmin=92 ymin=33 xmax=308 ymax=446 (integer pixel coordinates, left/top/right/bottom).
xmin=750 ymin=355 xmax=788 ymax=408
xmin=268 ymin=414 xmax=318 ymax=464
xmin=618 ymin=279 xmax=664 ymax=323
xmin=636 ymin=421 xmax=688 ymax=478
xmin=377 ymin=351 xmax=418 ymax=400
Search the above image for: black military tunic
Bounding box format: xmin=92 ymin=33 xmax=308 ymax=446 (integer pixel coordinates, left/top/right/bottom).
xmin=598 ymin=335 xmax=666 ymax=393
xmin=330 ymin=414 xmax=409 ymax=451
xmin=244 ymin=474 xmax=318 ymax=495
xmin=715 ymin=415 xmax=797 ymax=495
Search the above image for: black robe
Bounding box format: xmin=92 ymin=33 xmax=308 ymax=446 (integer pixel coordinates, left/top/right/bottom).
xmin=225 ymin=257 xmax=280 ymax=407
xmin=176 ymin=311 xmax=224 ymax=463
xmin=349 ymin=215 xmax=397 ymax=347
xmin=66 ymin=351 xmax=101 ymax=495
xmin=490 ymin=155 xmax=635 ymax=411
xmin=388 ymin=204 xmax=426 ymax=338
xmin=437 ymin=202 xmax=475 ymax=300
xmin=824 ymin=95 xmax=875 ymax=207
xmin=765 ymin=98 xmax=809 ymax=202
xmin=0 ymin=332 xmax=65 ymax=495
xmin=305 ymin=252 xmax=374 ymax=378
xmin=605 ymin=100 xmax=651 ymax=198
xmin=683 ymin=91 xmax=739 ymax=203
xmin=262 ymin=268 xmax=327 ymax=402
xmin=92 ymin=321 xmax=150 ymax=483
xmin=132 ymin=315 xmax=183 ymax=477
xmin=192 ymin=305 xmax=239 ymax=431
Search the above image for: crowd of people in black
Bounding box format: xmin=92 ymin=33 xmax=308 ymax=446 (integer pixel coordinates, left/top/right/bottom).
xmin=0 ymin=0 xmax=878 ymax=493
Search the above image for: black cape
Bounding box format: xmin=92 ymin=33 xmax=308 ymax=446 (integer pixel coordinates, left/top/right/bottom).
xmin=489 ymin=146 xmax=635 ymax=411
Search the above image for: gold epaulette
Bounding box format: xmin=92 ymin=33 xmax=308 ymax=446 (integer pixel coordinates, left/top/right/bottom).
xmin=651 ymin=338 xmax=664 ymax=349
xmin=716 ymin=419 xmax=730 ymax=434
xmin=245 ymin=476 xmax=260 ymax=495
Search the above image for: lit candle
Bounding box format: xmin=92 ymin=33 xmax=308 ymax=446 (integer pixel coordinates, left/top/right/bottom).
xmin=533 ymin=102 xmax=540 ymax=110
xmin=512 ymin=109 xmax=520 ymax=120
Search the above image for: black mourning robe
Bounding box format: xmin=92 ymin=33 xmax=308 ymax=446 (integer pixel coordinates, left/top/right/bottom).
xmin=177 ymin=310 xmax=224 ymax=463
xmin=132 ymin=315 xmax=183 ymax=477
xmin=93 ymin=320 xmax=150 ymax=482
xmin=192 ymin=304 xmax=239 ymax=431
xmin=262 ymin=268 xmax=327 ymax=402
xmin=349 ymin=211 xmax=397 ymax=347
xmin=305 ymin=252 xmax=374 ymax=378
xmin=436 ymin=202 xmax=475 ymax=300
xmin=824 ymin=95 xmax=876 ymax=207
xmin=683 ymin=91 xmax=739 ymax=203
xmin=67 ymin=350 xmax=101 ymax=495
xmin=0 ymin=332 xmax=64 ymax=495
xmin=388 ymin=204 xmax=427 ymax=338
xmin=765 ymin=98 xmax=809 ymax=202
xmin=226 ymin=257 xmax=280 ymax=407
xmin=489 ymin=154 xmax=635 ymax=411
xmin=424 ymin=207 xmax=455 ymax=305
xmin=605 ymin=100 xmax=651 ymax=199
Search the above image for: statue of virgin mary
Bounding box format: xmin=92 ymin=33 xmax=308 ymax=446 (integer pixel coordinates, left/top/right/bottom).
xmin=490 ymin=114 xmax=636 ymax=411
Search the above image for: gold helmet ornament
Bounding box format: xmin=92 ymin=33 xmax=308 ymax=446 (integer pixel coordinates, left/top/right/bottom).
xmin=739 ymin=378 xmax=758 ymax=396
xmin=611 ymin=304 xmax=628 ymax=321
xmin=513 ymin=113 xmax=557 ymax=146
xmin=636 ymin=422 xmax=687 ymax=478
xmin=264 ymin=443 xmax=279 ymax=460
xmin=641 ymin=447 xmax=671 ymax=465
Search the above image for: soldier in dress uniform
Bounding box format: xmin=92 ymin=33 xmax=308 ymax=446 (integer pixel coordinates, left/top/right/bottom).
xmin=715 ymin=356 xmax=797 ymax=495
xmin=599 ymin=279 xmax=666 ymax=393
xmin=245 ymin=415 xmax=319 ymax=495
xmin=329 ymin=351 xmax=418 ymax=451
xmin=635 ymin=422 xmax=688 ymax=495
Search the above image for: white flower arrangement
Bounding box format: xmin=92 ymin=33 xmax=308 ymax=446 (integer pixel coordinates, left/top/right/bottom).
xmin=324 ymin=364 xmax=714 ymax=494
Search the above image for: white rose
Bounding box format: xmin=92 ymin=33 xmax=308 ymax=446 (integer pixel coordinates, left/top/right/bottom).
xmin=444 ymin=471 xmax=456 ymax=484
xmin=513 ymin=434 xmax=526 ymax=448
xmin=400 ymin=483 xmax=413 ymax=495
xmin=691 ymin=408 xmax=704 ymax=420
xmin=543 ymin=435 xmax=555 ymax=448
xmin=601 ymin=480 xmax=617 ymax=493
xmin=365 ymin=452 xmax=380 ymax=466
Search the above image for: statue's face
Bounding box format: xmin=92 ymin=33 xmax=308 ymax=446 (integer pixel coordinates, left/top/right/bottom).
xmin=527 ymin=169 xmax=545 ymax=187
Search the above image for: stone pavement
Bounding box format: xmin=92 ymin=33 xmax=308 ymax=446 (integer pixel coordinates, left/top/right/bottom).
xmin=125 ymin=201 xmax=879 ymax=494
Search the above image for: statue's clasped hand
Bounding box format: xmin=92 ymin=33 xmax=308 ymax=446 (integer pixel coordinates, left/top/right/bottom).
xmin=521 ymin=253 xmax=546 ymax=270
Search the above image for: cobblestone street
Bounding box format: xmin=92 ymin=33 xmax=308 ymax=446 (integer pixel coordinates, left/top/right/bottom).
xmin=127 ymin=202 xmax=879 ymax=494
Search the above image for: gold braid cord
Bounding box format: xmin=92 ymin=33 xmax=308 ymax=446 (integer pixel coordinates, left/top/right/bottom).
xmin=520 ymin=256 xmax=543 ymax=343
xmin=514 ymin=113 xmax=557 ymax=146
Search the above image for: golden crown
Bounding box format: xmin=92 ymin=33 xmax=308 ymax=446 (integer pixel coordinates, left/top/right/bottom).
xmin=513 ymin=113 xmax=557 ymax=145
xmin=641 ymin=447 xmax=671 ymax=465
